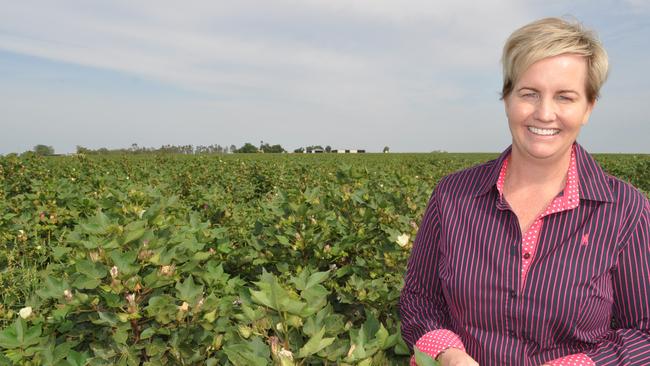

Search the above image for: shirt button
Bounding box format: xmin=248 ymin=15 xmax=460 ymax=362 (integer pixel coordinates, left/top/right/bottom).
xmin=509 ymin=290 xmax=517 ymax=299
xmin=523 ymin=252 xmax=531 ymax=259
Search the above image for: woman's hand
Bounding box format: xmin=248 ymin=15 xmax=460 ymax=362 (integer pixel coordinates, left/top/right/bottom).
xmin=436 ymin=348 xmax=480 ymax=366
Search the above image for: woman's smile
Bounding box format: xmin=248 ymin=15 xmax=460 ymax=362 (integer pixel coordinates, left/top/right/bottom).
xmin=527 ymin=126 xmax=560 ymax=136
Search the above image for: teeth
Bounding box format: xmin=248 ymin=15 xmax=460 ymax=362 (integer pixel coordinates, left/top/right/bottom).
xmin=528 ymin=126 xmax=559 ymax=136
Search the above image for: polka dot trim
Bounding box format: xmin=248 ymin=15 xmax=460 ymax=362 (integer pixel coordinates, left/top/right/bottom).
xmin=545 ymin=352 xmax=595 ymax=366
xmin=497 ymin=146 xmax=580 ymax=289
xmin=409 ymin=329 xmax=466 ymax=366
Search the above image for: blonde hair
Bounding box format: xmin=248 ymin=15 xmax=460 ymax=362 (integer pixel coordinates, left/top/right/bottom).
xmin=501 ymin=17 xmax=608 ymax=102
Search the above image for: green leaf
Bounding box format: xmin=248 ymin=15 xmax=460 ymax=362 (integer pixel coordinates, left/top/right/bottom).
xmin=36 ymin=276 xmax=69 ymax=300
xmin=201 ymin=262 xmax=229 ymax=286
xmin=112 ymin=323 xmax=130 ymax=344
xmin=52 ymin=246 xmax=72 ymax=260
xmin=76 ymin=259 xmax=108 ymax=278
xmin=52 ymin=342 xmax=77 ymax=365
xmin=250 ymin=270 xmax=306 ymax=315
xmin=80 ymin=211 xmax=110 ymax=235
xmin=121 ymin=220 xmax=146 ymax=245
xmin=300 ymin=285 xmax=328 ymax=315
xmin=305 ymin=271 xmax=329 ymax=289
xmin=223 ymin=338 xmax=269 ymax=366
xmin=145 ymin=295 xmax=177 ymax=324
xmin=72 ymin=274 xmax=101 ymax=290
xmin=140 ymin=327 xmax=156 ymax=340
xmin=414 ymin=346 xmax=439 ymax=366
xmin=65 ymin=350 xmax=89 ymax=366
xmin=109 ymin=250 xmax=140 ymax=276
xmin=297 ymin=327 xmax=335 ymax=358
xmin=175 ymin=275 xmax=203 ymax=303
xmin=0 ymin=325 xmax=20 ymax=349
xmin=0 ymin=319 xmax=41 ymax=349
xmin=92 ymin=311 xmax=118 ymax=326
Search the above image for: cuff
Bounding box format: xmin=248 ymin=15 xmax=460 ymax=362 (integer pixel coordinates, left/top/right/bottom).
xmin=409 ymin=329 xmax=465 ymax=366
xmin=545 ymin=353 xmax=595 ymax=366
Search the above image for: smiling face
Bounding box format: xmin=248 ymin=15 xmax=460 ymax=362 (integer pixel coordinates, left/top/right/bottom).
xmin=504 ymin=53 xmax=595 ymax=164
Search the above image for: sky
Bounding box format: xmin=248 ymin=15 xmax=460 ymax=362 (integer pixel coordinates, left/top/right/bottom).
xmin=0 ymin=0 xmax=648 ymax=154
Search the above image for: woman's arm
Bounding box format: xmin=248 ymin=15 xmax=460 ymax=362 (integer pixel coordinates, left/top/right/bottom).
xmin=399 ymin=189 xmax=467 ymax=359
xmin=583 ymin=199 xmax=650 ymax=365
xmin=546 ymin=198 xmax=650 ymax=366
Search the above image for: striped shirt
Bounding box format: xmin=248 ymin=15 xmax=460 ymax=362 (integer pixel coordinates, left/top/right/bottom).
xmin=399 ymin=142 xmax=650 ymax=365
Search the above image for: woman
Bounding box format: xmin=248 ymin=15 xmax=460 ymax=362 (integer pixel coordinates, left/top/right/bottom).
xmin=399 ymin=17 xmax=650 ymax=366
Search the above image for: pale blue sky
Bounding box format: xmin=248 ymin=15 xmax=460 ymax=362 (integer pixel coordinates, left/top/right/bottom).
xmin=1 ymin=0 xmax=648 ymax=154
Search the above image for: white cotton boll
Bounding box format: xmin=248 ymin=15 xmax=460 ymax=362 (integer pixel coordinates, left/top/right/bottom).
xmin=19 ymin=306 xmax=32 ymax=319
xmin=396 ymin=233 xmax=410 ymax=247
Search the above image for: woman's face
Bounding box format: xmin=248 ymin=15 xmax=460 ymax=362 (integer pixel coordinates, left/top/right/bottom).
xmin=504 ymin=53 xmax=595 ymax=163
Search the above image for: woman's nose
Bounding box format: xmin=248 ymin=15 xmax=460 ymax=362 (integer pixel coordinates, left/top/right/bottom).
xmin=534 ymin=97 xmax=557 ymax=122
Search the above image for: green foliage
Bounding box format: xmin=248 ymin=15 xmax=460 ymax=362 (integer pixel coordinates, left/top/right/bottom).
xmin=0 ymin=151 xmax=648 ymax=364
xmin=236 ymin=143 xmax=259 ymax=153
xmin=33 ymin=145 xmax=55 ymax=156
xmin=260 ymin=143 xmax=286 ymax=154
xmin=414 ymin=346 xmax=439 ymax=366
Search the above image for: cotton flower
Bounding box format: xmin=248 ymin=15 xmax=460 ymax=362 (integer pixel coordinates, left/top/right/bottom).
xmin=160 ymin=265 xmax=175 ymax=276
xmin=63 ymin=289 xmax=73 ymax=301
xmin=89 ymin=251 xmax=100 ymax=262
xmin=396 ymin=233 xmax=410 ymax=247
xmin=278 ymin=348 xmax=294 ymax=360
xmin=110 ymin=266 xmax=119 ymax=279
xmin=179 ymin=302 xmax=189 ymax=312
xmin=19 ymin=306 xmax=32 ymax=319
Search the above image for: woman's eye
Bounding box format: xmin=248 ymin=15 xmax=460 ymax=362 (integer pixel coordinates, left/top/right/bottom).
xmin=522 ymin=93 xmax=538 ymax=99
xmin=557 ymin=95 xmax=574 ymax=102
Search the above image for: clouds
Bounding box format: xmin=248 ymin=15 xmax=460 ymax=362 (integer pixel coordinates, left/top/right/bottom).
xmin=0 ymin=1 xmax=527 ymax=102
xmin=0 ymin=1 xmax=648 ymax=153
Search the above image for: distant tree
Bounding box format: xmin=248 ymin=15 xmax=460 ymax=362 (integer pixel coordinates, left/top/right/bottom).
xmin=260 ymin=143 xmax=286 ymax=153
xmin=325 ymin=145 xmax=332 ymax=153
xmin=33 ymin=144 xmax=55 ymax=156
xmin=294 ymin=147 xmax=305 ymax=153
xmin=229 ymin=145 xmax=237 ymax=153
xmin=383 ymin=146 xmax=390 ymax=153
xmin=76 ymin=145 xmax=91 ymax=154
xmin=236 ymin=143 xmax=259 ymax=153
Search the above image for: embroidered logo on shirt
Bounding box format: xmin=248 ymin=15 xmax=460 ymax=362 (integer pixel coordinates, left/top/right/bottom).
xmin=581 ymin=233 xmax=589 ymax=246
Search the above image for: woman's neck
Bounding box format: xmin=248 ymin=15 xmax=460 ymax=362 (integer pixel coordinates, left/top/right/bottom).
xmin=505 ymin=145 xmax=572 ymax=191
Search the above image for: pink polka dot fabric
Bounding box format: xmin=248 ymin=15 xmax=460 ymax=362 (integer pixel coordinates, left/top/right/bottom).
xmin=545 ymin=352 xmax=595 ymax=366
xmin=409 ymin=329 xmax=465 ymax=366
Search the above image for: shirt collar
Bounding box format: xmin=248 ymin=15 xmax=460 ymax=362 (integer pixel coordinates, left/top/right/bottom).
xmin=573 ymin=142 xmax=614 ymax=203
xmin=474 ymin=142 xmax=614 ymax=203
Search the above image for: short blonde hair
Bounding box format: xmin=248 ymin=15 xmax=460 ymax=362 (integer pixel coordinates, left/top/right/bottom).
xmin=501 ymin=17 xmax=608 ymax=102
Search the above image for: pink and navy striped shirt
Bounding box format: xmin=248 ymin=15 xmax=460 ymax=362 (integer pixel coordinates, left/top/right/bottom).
xmin=399 ymin=143 xmax=650 ymax=365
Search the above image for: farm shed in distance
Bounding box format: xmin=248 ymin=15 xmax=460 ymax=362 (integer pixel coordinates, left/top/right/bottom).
xmin=331 ymin=149 xmax=366 ymax=153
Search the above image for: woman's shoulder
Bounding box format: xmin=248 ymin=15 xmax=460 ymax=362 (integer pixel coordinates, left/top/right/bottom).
xmin=435 ymin=158 xmax=501 ymax=197
xmin=603 ymin=173 xmax=649 ymax=213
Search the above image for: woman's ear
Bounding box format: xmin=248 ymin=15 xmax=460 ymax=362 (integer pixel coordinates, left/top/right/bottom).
xmin=582 ymin=100 xmax=596 ymax=126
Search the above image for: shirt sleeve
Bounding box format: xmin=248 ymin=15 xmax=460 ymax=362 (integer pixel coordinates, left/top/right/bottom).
xmin=408 ymin=329 xmax=466 ymax=366
xmin=582 ymin=199 xmax=650 ymax=365
xmin=399 ymin=188 xmax=466 ymax=353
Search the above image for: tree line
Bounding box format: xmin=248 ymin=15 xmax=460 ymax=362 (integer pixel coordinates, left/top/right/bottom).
xmin=28 ymin=142 xmax=288 ymax=156
xmin=27 ymin=142 xmax=375 ymax=156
